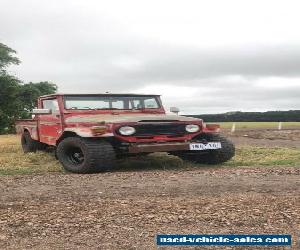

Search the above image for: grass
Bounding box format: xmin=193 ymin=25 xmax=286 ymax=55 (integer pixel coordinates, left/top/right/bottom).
xmin=226 ymin=147 xmax=300 ymax=167
xmin=0 ymin=135 xmax=299 ymax=176
xmin=216 ymin=122 xmax=300 ymax=129
xmin=0 ymin=135 xmax=62 ymax=175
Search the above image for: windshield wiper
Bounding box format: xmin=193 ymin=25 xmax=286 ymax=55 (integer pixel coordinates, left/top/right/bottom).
xmin=70 ymin=107 xmax=93 ymax=110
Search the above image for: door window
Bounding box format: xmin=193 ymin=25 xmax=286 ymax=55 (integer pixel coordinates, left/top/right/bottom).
xmin=42 ymin=99 xmax=59 ymax=113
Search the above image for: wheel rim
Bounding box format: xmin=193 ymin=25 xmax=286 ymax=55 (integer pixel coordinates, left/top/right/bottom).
xmin=66 ymin=147 xmax=84 ymax=165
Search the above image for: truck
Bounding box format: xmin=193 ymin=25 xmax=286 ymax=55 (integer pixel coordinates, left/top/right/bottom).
xmin=15 ymin=94 xmax=235 ymax=173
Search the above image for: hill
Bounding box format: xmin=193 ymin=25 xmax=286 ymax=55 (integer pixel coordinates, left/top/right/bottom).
xmin=186 ymin=110 xmax=300 ymax=122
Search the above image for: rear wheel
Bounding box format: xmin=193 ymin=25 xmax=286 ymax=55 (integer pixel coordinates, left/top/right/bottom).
xmin=21 ymin=131 xmax=46 ymax=153
xmin=174 ymin=133 xmax=235 ymax=164
xmin=56 ymin=137 xmax=116 ymax=173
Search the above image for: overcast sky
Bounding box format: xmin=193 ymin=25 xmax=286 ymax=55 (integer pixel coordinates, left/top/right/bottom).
xmin=1 ymin=0 xmax=300 ymax=114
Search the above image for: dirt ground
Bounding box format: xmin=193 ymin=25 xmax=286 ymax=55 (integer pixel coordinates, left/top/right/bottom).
xmin=226 ymin=129 xmax=300 ymax=148
xmin=0 ymin=130 xmax=299 ymax=250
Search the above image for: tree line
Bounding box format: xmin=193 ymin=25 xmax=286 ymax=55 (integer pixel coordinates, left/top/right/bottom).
xmin=0 ymin=43 xmax=57 ymax=134
xmin=187 ymin=110 xmax=300 ymax=122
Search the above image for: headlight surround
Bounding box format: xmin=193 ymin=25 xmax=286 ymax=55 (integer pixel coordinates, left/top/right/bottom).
xmin=119 ymin=126 xmax=136 ymax=136
xmin=185 ymin=124 xmax=200 ymax=133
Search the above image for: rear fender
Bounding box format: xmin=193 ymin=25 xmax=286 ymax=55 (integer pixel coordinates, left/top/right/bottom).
xmin=21 ymin=126 xmax=39 ymax=141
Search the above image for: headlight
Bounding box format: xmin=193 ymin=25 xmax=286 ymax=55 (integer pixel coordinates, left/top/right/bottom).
xmin=119 ymin=126 xmax=136 ymax=136
xmin=185 ymin=124 xmax=200 ymax=133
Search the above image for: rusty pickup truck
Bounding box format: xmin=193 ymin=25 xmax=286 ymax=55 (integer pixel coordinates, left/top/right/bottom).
xmin=16 ymin=94 xmax=235 ymax=173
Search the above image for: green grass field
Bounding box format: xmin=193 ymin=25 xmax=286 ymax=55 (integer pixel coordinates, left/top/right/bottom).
xmin=0 ymin=134 xmax=299 ymax=175
xmin=216 ymin=121 xmax=300 ymax=129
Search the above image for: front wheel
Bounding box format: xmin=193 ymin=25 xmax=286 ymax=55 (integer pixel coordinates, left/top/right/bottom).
xmin=173 ymin=134 xmax=235 ymax=164
xmin=56 ymin=137 xmax=116 ymax=173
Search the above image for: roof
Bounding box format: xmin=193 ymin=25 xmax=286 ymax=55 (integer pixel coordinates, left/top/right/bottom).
xmin=40 ymin=93 xmax=161 ymax=98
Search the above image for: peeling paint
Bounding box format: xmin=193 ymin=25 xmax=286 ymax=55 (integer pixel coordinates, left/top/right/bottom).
xmin=64 ymin=128 xmax=113 ymax=137
xmin=65 ymin=114 xmax=201 ymax=123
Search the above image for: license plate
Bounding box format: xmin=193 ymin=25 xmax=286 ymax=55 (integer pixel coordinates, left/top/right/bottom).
xmin=189 ymin=142 xmax=222 ymax=150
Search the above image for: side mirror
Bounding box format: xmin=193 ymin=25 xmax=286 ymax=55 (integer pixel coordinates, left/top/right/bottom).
xmin=170 ymin=107 xmax=180 ymax=114
xmin=32 ymin=108 xmax=52 ymax=115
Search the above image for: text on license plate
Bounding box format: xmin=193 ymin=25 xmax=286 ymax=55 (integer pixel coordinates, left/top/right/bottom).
xmin=189 ymin=142 xmax=222 ymax=150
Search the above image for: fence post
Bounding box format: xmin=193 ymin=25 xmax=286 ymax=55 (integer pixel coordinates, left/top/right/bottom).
xmin=231 ymin=123 xmax=236 ymax=133
xmin=278 ymin=122 xmax=282 ymax=130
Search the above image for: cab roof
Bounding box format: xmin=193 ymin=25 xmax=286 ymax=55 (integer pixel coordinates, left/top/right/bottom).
xmin=40 ymin=93 xmax=161 ymax=98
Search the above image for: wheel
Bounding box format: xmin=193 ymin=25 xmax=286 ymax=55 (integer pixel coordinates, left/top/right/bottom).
xmin=174 ymin=133 xmax=235 ymax=164
xmin=21 ymin=131 xmax=46 ymax=153
xmin=56 ymin=137 xmax=116 ymax=173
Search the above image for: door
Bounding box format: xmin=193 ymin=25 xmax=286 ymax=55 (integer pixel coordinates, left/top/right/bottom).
xmin=39 ymin=98 xmax=62 ymax=145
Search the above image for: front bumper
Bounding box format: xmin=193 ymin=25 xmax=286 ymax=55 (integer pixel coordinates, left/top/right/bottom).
xmin=128 ymin=142 xmax=191 ymax=153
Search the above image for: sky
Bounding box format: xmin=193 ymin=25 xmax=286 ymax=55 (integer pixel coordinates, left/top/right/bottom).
xmin=1 ymin=0 xmax=300 ymax=114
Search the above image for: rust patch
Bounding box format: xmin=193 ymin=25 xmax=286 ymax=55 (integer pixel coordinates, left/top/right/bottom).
xmin=65 ymin=114 xmax=201 ymax=123
xmin=64 ymin=127 xmax=113 ymax=137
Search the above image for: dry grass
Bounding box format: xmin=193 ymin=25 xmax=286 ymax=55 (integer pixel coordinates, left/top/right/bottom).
xmin=0 ymin=135 xmax=299 ymax=175
xmin=217 ymin=121 xmax=300 ymax=129
xmin=0 ymin=135 xmax=61 ymax=175
xmin=227 ymin=147 xmax=300 ymax=167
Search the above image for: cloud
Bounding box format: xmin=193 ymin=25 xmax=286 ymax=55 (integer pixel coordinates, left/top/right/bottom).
xmin=1 ymin=0 xmax=300 ymax=113
xmin=135 ymin=76 xmax=300 ymax=114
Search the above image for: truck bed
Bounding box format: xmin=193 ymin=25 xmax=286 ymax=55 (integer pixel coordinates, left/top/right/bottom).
xmin=15 ymin=119 xmax=39 ymax=140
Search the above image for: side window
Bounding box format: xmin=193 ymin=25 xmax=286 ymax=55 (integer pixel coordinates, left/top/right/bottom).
xmin=42 ymin=99 xmax=59 ymax=113
xmin=144 ymin=98 xmax=159 ymax=108
xmin=129 ymin=100 xmax=142 ymax=109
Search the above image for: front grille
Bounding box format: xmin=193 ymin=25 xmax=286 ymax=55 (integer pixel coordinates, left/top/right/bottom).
xmin=132 ymin=123 xmax=187 ymax=137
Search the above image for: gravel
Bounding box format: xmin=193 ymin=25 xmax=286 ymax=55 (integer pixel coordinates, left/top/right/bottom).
xmin=0 ymin=166 xmax=299 ymax=249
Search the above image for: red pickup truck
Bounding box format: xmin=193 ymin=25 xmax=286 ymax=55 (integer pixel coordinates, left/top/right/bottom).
xmin=16 ymin=94 xmax=235 ymax=173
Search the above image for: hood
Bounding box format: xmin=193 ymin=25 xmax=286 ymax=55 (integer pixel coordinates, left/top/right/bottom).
xmin=65 ymin=113 xmax=201 ymax=124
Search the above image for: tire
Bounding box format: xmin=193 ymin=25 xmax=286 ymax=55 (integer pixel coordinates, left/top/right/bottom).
xmin=21 ymin=131 xmax=46 ymax=153
xmin=174 ymin=133 xmax=235 ymax=164
xmin=56 ymin=137 xmax=116 ymax=173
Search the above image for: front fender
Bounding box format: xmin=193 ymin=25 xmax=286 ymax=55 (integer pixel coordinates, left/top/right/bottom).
xmin=63 ymin=127 xmax=114 ymax=138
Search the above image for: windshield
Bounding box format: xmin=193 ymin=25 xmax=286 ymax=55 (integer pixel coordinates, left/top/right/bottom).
xmin=64 ymin=96 xmax=161 ymax=110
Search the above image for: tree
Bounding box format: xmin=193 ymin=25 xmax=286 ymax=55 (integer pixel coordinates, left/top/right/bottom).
xmin=0 ymin=42 xmax=57 ymax=133
xmin=0 ymin=74 xmax=21 ymax=133
xmin=0 ymin=43 xmax=20 ymax=72
xmin=0 ymin=43 xmax=21 ymax=133
xmin=18 ymin=82 xmax=58 ymax=112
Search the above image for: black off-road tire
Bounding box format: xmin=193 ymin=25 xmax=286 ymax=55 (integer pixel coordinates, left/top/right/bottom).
xmin=175 ymin=133 xmax=235 ymax=164
xmin=56 ymin=137 xmax=116 ymax=173
xmin=21 ymin=131 xmax=47 ymax=153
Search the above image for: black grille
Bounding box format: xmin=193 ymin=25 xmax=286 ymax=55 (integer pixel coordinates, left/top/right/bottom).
xmin=133 ymin=123 xmax=186 ymax=137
